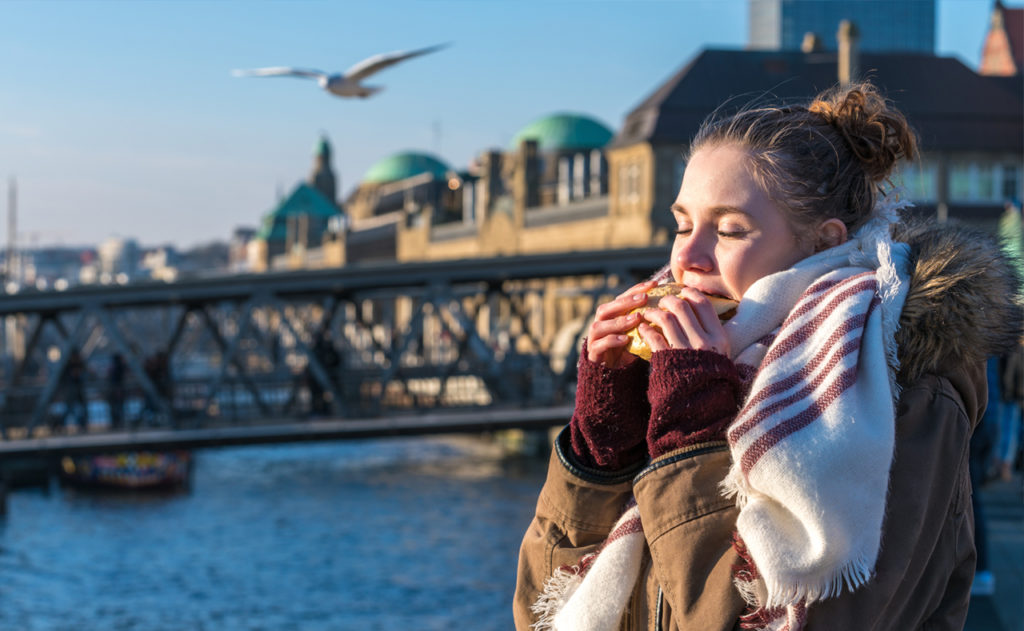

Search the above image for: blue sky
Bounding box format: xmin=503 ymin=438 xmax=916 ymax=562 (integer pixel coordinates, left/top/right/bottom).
xmin=0 ymin=0 xmax=1006 ymax=249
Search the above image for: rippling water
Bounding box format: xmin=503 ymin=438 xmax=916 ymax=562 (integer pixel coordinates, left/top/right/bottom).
xmin=0 ymin=437 xmax=548 ymax=630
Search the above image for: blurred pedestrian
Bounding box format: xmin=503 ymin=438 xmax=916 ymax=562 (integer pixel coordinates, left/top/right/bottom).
xmin=997 ymin=344 xmax=1023 ymax=481
xmin=308 ymin=331 xmax=340 ymax=416
xmin=107 ymin=352 xmax=126 ymax=429
xmin=997 ymin=200 xmax=1023 ymax=483
xmin=970 ymin=357 xmax=1001 ymax=596
xmin=63 ymin=348 xmax=87 ymax=431
xmin=142 ymin=350 xmax=171 ymax=423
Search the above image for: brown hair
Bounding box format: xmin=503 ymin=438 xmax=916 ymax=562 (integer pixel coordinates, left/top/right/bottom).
xmin=689 ymin=82 xmax=918 ymax=235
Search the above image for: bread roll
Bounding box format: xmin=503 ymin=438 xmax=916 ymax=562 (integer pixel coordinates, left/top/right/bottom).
xmin=624 ymin=283 xmax=738 ymax=360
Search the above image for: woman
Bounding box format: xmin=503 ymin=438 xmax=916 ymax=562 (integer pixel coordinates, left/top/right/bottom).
xmin=514 ymin=82 xmax=1022 ymax=631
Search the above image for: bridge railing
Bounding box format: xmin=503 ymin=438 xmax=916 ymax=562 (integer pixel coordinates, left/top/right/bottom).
xmin=0 ymin=247 xmax=669 ymax=439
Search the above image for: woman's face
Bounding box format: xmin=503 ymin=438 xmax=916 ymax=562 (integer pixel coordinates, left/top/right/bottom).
xmin=670 ymin=143 xmax=815 ymax=300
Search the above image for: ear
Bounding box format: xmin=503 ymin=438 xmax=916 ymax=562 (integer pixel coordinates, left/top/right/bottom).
xmin=814 ymin=219 xmax=848 ymax=252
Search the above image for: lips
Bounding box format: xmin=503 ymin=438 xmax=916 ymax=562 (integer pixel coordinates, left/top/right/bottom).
xmin=682 ymin=283 xmax=733 ymax=301
xmin=675 ymin=278 xmax=733 ymax=301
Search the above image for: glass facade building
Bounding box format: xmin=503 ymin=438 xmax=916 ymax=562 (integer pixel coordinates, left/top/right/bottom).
xmin=750 ymin=0 xmax=936 ymax=53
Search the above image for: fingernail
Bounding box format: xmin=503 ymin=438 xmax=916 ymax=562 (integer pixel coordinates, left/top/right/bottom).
xmin=618 ymin=335 xmax=629 ymax=342
xmin=633 ymin=294 xmax=644 ymax=301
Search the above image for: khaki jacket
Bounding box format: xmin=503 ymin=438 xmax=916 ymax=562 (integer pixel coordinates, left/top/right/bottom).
xmin=515 ymin=221 xmax=1020 ymax=631
xmin=514 ymin=362 xmax=984 ymax=631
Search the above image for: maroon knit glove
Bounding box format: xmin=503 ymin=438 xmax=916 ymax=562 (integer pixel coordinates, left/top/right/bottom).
xmin=647 ymin=348 xmax=741 ymax=459
xmin=569 ymin=342 xmax=651 ymax=471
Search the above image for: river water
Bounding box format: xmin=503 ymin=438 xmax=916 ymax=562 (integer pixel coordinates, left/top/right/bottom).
xmin=0 ymin=436 xmax=549 ymax=630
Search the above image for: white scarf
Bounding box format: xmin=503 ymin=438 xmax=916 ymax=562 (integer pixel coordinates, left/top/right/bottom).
xmin=532 ymin=204 xmax=911 ymax=631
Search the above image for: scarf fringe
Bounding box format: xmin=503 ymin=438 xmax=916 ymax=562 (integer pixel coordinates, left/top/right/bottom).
xmin=734 ymin=573 xmax=763 ymax=610
xmin=723 ymin=460 xmax=879 ymax=609
xmin=719 ymin=461 xmax=747 ymax=506
xmin=531 ymin=567 xmax=584 ymax=631
xmin=759 ymin=555 xmax=874 ymax=609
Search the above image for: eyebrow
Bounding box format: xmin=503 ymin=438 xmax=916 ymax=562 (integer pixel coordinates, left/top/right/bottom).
xmin=670 ymin=203 xmax=751 ymax=218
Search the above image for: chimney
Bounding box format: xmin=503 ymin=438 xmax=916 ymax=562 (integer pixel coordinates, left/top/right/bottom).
xmin=589 ymin=150 xmax=605 ymax=196
xmin=801 ymin=32 xmax=823 ymax=53
xmin=515 ymin=139 xmax=540 ymax=211
xmin=477 ymin=150 xmax=502 ymax=221
xmin=573 ymin=152 xmax=588 ymax=199
xmin=837 ymin=20 xmax=860 ymax=87
xmin=462 ymin=180 xmax=475 ymax=225
xmin=558 ymin=155 xmax=572 ymax=206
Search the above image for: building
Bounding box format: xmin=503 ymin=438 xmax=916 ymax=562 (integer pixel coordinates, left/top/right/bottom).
xmin=248 ymin=136 xmax=342 ymax=271
xmin=980 ymin=0 xmax=1024 ymax=76
xmin=92 ymin=237 xmax=141 ymax=283
xmin=292 ymin=113 xmax=619 ymax=266
xmin=394 ymin=112 xmax=619 ymax=261
xmin=228 ymin=227 xmax=256 ymax=273
xmin=749 ymin=0 xmax=936 ymax=53
xmin=611 ymin=25 xmax=1022 ymax=233
xmin=325 ymin=150 xmax=460 ymax=265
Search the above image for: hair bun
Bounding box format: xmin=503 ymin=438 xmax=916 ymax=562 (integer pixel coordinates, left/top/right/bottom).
xmin=808 ymin=84 xmax=917 ymax=182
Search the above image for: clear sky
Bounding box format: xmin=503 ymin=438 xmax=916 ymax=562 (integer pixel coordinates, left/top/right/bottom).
xmin=0 ymin=0 xmax=1006 ymax=250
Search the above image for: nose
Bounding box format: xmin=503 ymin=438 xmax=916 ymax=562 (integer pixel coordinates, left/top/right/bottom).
xmin=674 ymin=230 xmax=715 ymax=273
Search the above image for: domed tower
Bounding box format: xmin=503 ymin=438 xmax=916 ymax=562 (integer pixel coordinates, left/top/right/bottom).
xmin=309 ymin=136 xmax=338 ymax=206
xmin=507 ymin=112 xmax=613 ymax=207
xmin=346 ymin=151 xmax=452 ymax=222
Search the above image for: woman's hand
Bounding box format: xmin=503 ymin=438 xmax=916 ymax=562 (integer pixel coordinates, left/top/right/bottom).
xmin=586 ymin=280 xmax=659 ymax=368
xmin=638 ymin=287 xmax=731 ymax=358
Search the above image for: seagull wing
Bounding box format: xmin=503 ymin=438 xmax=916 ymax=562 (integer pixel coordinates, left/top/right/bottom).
xmin=231 ymin=67 xmax=328 ymax=79
xmin=342 ymin=43 xmax=448 ymax=81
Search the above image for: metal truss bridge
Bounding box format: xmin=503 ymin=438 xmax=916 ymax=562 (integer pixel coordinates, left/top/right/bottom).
xmin=0 ymin=247 xmax=667 ymax=457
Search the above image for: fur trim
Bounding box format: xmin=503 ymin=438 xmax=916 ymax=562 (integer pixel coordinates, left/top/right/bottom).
xmin=894 ymin=219 xmax=1024 ymax=383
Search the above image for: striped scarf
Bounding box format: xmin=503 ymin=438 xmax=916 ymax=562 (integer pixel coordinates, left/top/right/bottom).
xmin=532 ymin=209 xmax=911 ymax=631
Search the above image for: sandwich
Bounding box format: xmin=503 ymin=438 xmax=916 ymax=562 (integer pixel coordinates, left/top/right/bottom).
xmin=624 ymin=283 xmax=739 ymax=360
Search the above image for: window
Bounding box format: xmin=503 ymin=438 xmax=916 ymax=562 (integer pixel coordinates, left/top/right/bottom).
xmin=977 ymin=163 xmax=996 ymax=201
xmin=618 ymin=160 xmax=641 ymax=205
xmin=949 ymin=163 xmax=973 ymax=202
xmin=948 ymin=160 xmax=1023 ymax=203
xmin=1002 ymin=164 xmax=1021 ymax=202
xmin=896 ymin=160 xmax=937 ymax=202
xmin=628 ymin=163 xmax=641 ymax=204
xmin=618 ymin=162 xmax=629 ymax=203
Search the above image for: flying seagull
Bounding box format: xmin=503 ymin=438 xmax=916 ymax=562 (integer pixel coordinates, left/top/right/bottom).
xmin=232 ymin=43 xmax=448 ymax=99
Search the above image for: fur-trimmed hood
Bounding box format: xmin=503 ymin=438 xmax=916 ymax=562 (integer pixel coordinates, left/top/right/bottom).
xmin=894 ymin=219 xmax=1023 ymax=384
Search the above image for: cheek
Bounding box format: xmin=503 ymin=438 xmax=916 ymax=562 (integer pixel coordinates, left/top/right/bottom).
xmin=730 ymin=242 xmax=806 ymax=292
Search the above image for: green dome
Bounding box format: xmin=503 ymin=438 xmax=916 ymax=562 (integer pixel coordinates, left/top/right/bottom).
xmin=362 ymin=151 xmax=451 ymax=184
xmin=509 ymin=113 xmax=613 ymax=152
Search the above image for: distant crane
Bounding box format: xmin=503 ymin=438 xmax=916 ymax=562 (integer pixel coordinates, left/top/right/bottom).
xmin=232 ymin=43 xmax=448 ymax=99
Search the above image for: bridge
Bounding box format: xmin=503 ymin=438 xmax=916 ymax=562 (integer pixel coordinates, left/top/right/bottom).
xmin=0 ymin=246 xmax=668 ymax=461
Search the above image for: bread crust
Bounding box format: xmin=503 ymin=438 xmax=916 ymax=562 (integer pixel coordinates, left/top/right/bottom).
xmin=624 ymin=283 xmax=738 ymax=360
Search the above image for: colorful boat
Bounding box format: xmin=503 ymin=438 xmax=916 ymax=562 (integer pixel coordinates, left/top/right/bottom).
xmin=60 ymin=451 xmax=192 ymax=489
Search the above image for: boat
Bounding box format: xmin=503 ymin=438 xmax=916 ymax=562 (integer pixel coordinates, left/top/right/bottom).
xmin=60 ymin=450 xmax=192 ymax=490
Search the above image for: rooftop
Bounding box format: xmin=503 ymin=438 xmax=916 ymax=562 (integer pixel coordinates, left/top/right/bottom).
xmin=611 ymin=48 xmax=1023 ymax=154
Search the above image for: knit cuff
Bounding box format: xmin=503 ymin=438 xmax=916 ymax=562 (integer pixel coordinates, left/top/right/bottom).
xmin=647 ymin=348 xmax=741 ymax=459
xmin=569 ymin=342 xmax=651 ymax=471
